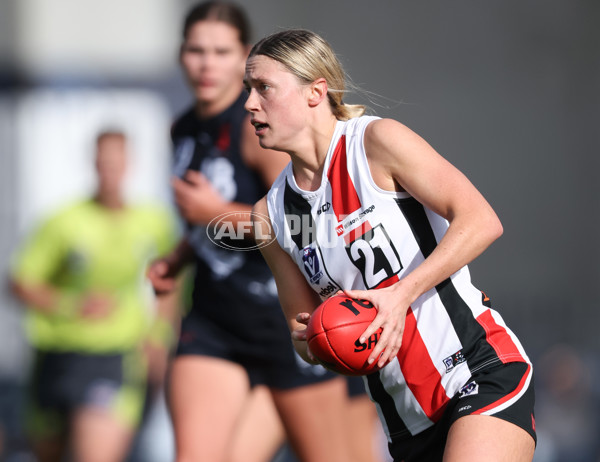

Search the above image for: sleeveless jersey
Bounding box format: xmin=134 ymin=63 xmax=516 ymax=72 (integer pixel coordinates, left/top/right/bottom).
xmin=171 ymin=92 xmax=280 ymax=329
xmin=267 ymin=116 xmax=532 ymax=440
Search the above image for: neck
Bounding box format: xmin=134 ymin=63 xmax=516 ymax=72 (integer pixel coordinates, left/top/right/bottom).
xmin=95 ymin=193 xmax=124 ymax=210
xmin=289 ymin=117 xmax=338 ymax=191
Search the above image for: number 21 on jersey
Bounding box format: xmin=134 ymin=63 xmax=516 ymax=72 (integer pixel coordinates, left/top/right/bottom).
xmin=345 ymin=223 xmax=402 ymax=289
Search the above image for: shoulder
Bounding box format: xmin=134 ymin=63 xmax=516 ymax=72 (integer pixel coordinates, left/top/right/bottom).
xmin=129 ymin=202 xmax=176 ymax=226
xmin=363 ymin=118 xmax=426 ymax=163
xmin=364 ymin=118 xmax=413 ymax=145
xmin=44 ymin=199 xmax=90 ymax=227
xmin=253 ymin=195 xmax=269 ymax=217
xmin=131 ymin=201 xmax=172 ymax=216
xmin=20 ymin=199 xmax=87 ymax=248
xmin=338 ymin=116 xmax=382 ymax=154
xmin=345 ymin=115 xmax=381 ymax=134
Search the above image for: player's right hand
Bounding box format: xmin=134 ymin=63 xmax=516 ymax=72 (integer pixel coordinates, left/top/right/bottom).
xmin=147 ymin=259 xmax=177 ymax=295
xmin=79 ymin=293 xmax=115 ymax=319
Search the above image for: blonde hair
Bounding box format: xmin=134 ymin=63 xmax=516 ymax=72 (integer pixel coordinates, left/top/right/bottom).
xmin=248 ymin=29 xmax=365 ymax=121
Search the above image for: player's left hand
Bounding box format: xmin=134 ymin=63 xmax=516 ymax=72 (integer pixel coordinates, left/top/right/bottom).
xmin=79 ymin=292 xmax=116 ymax=320
xmin=292 ymin=312 xmax=318 ymax=363
xmin=343 ymin=283 xmax=411 ymax=368
xmin=172 ymin=170 xmax=225 ymax=224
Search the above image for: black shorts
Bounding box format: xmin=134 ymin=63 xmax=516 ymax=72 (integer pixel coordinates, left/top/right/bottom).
xmin=388 ymin=361 xmax=536 ymax=462
xmin=176 ymin=312 xmax=338 ymax=390
xmin=28 ymin=350 xmax=147 ymax=437
xmin=346 ymin=375 xmax=368 ymax=398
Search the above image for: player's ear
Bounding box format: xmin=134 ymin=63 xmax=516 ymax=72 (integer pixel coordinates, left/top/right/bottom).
xmin=307 ymin=78 xmax=328 ymax=107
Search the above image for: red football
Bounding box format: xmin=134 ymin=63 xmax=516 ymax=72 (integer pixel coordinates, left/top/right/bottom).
xmin=306 ymin=294 xmax=385 ymax=376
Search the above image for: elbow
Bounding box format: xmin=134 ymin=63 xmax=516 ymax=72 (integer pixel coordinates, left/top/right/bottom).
xmin=488 ymin=214 xmax=503 ymax=243
xmin=7 ymin=278 xmax=21 ymax=298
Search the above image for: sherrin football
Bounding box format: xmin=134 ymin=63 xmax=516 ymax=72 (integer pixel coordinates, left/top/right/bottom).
xmin=305 ymin=294 xmax=386 ymax=376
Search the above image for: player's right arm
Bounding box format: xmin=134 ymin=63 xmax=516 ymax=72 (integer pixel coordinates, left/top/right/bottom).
xmin=9 ymin=280 xmax=61 ymax=314
xmin=10 ymin=280 xmax=113 ymax=319
xmin=253 ymin=196 xmax=321 ymax=364
xmin=9 ymin=213 xmax=113 ymax=319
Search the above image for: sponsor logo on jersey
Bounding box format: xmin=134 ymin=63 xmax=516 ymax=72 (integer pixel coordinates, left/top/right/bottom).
xmin=318 ymin=281 xmax=338 ymax=298
xmin=206 ymin=211 xmax=278 ymax=251
xmin=443 ymin=350 xmax=466 ymax=373
xmin=337 ymin=205 xmax=376 ymax=234
xmin=302 ymin=246 xmax=323 ymax=284
xmin=316 ymin=202 xmax=331 ymax=215
xmin=459 ymin=381 xmax=479 ymax=398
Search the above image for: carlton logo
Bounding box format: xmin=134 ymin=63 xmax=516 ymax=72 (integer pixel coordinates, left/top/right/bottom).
xmin=206 ymin=211 xmax=278 ymax=251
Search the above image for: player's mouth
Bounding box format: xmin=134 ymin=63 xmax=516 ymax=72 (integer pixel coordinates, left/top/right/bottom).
xmin=251 ymin=120 xmax=269 ymax=135
xmin=195 ymin=79 xmax=216 ymax=89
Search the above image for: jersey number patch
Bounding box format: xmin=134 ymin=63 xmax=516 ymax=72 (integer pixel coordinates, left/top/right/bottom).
xmin=345 ymin=224 xmax=402 ymax=289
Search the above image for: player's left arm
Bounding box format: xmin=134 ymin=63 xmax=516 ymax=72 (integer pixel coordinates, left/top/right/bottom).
xmin=345 ymin=118 xmax=503 ymax=367
xmin=253 ymin=196 xmax=322 ymax=364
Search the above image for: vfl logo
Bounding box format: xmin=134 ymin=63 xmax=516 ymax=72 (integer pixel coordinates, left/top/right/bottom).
xmin=302 ymin=246 xmax=323 ymax=284
xmin=459 ymin=381 xmax=479 ymax=398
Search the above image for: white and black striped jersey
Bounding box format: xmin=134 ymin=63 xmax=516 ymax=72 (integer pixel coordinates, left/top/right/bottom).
xmin=266 ymin=116 xmax=531 ymax=440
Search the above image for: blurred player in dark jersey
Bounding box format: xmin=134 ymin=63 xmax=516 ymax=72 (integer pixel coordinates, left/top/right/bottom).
xmin=147 ymin=3 xmax=363 ymax=461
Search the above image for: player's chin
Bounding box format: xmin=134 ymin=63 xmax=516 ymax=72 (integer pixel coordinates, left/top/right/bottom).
xmin=257 ymin=134 xmax=282 ymax=151
xmin=194 ymin=88 xmax=221 ymax=105
xmin=257 ymin=137 xmax=274 ymax=150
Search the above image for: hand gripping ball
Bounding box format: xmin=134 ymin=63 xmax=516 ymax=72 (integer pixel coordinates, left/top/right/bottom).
xmin=306 ymin=294 xmax=386 ymax=376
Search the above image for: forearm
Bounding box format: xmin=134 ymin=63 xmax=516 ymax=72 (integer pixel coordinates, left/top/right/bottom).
xmin=399 ymin=211 xmax=502 ymax=304
xmin=10 ymin=279 xmax=66 ymax=314
xmin=254 ymin=197 xmax=320 ymax=363
xmin=166 ymin=238 xmax=196 ymax=274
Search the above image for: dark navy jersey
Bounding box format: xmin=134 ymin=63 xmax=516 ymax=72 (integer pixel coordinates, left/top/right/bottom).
xmin=171 ymin=92 xmax=281 ymax=330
